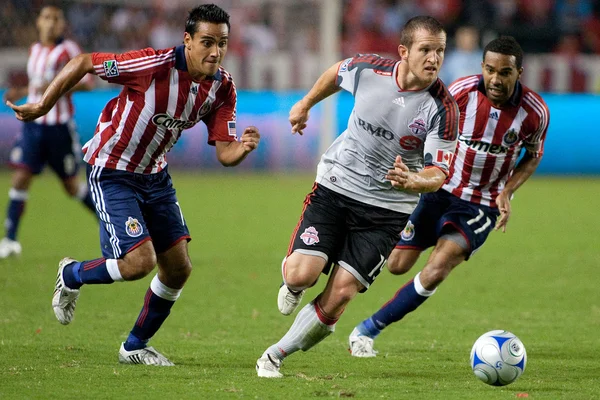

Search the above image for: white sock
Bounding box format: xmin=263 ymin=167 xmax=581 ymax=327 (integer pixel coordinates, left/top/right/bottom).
xmin=265 ymin=300 xmax=336 ymax=360
xmin=150 ymin=275 xmax=182 ymax=301
xmin=414 ymin=271 xmax=437 ymax=296
xmin=106 ymin=259 xmax=124 ymax=282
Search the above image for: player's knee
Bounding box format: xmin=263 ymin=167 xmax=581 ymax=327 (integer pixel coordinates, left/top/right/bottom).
xmin=387 ymin=250 xmax=415 ymax=275
xmin=283 ymin=255 xmax=322 ymax=288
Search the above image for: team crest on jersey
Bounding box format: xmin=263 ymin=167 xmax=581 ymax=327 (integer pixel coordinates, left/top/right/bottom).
xmin=401 ymin=221 xmax=415 ymax=241
xmin=198 ymin=101 xmax=212 ymax=118
xmin=125 ymin=217 xmax=143 ymax=237
xmin=408 ymin=118 xmax=427 ymax=138
xmin=103 ymin=60 xmax=119 ymax=78
xmin=300 ymin=226 xmax=320 ymax=246
xmin=502 ymin=128 xmax=519 ymax=147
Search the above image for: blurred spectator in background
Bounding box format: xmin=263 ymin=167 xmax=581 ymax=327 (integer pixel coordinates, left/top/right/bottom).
xmin=554 ymin=0 xmax=593 ymax=34
xmin=440 ymin=25 xmax=482 ymax=84
xmin=582 ymin=2 xmax=600 ymax=54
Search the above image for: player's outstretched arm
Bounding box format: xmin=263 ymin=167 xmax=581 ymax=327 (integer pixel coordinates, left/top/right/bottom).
xmin=386 ymin=156 xmax=447 ymax=193
xmin=289 ymin=61 xmax=342 ymax=135
xmin=215 ymin=126 xmax=260 ymax=167
xmin=6 ymin=53 xmax=94 ymax=122
xmin=495 ymin=152 xmax=541 ymax=232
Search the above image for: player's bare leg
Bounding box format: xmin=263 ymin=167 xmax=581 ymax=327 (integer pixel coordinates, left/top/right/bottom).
xmin=386 ymin=248 xmax=422 ymax=275
xmin=119 ymin=240 xmax=192 ymax=366
xmin=258 ymin=266 xmax=362 ymax=377
xmin=350 ymin=239 xmax=466 ymax=357
xmin=0 ymin=168 xmax=32 ymax=258
xmin=278 ymin=252 xmax=325 ymax=315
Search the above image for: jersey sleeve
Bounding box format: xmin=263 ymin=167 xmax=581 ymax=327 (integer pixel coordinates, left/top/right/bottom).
xmin=336 ymin=57 xmax=358 ymax=94
xmin=202 ymin=78 xmax=237 ymax=145
xmin=91 ymin=47 xmax=175 ymax=92
xmin=521 ymin=95 xmax=550 ymax=158
xmin=423 ymin=89 xmax=460 ymax=175
xmin=335 ymin=54 xmax=396 ymax=96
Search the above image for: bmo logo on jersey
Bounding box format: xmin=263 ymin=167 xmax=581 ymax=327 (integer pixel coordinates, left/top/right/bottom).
xmin=357 ymin=117 xmax=394 ymax=140
xmin=152 ymin=113 xmax=196 ymax=130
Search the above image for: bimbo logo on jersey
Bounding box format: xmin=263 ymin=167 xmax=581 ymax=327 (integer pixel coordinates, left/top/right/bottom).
xmin=357 ymin=117 xmax=394 ymax=140
xmin=152 ymin=113 xmax=196 ymax=130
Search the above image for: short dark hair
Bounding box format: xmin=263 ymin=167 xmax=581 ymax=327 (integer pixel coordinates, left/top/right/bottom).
xmin=185 ymin=4 xmax=230 ymax=36
xmin=399 ymin=16 xmax=446 ymax=49
xmin=483 ymin=36 xmax=524 ymax=69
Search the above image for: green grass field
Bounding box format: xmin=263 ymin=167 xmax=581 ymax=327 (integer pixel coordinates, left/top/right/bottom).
xmin=0 ymin=171 xmax=599 ymax=399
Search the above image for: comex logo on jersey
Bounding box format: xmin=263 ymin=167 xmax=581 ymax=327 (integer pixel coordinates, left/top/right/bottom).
xmin=152 ymin=114 xmax=195 ymax=130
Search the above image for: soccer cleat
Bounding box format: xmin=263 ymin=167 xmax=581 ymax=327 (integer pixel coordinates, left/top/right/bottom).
xmin=0 ymin=237 xmax=21 ymax=258
xmin=52 ymin=257 xmax=80 ymax=325
xmin=118 ymin=343 xmax=175 ymax=366
xmin=277 ymin=284 xmax=304 ymax=316
xmin=348 ymin=328 xmax=378 ymax=358
xmin=256 ymin=353 xmax=283 ymax=378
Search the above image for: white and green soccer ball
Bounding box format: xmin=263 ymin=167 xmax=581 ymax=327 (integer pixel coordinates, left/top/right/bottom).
xmin=470 ymin=330 xmax=527 ymax=386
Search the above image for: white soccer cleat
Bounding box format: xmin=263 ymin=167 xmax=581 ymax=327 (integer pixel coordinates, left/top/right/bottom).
xmin=0 ymin=237 xmax=21 ymax=258
xmin=256 ymin=353 xmax=283 ymax=378
xmin=118 ymin=343 xmax=175 ymax=366
xmin=348 ymin=328 xmax=378 ymax=358
xmin=277 ymin=284 xmax=305 ymax=316
xmin=52 ymin=257 xmax=80 ymax=325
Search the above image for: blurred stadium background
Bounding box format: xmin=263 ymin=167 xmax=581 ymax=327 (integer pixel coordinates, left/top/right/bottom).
xmin=0 ymin=0 xmax=599 ymax=174
xmin=1 ymin=3 xmax=599 ymax=397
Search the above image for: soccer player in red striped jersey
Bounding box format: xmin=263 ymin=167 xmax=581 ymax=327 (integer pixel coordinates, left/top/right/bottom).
xmin=7 ymin=4 xmax=260 ymax=366
xmin=0 ymin=5 xmax=95 ymax=258
xmin=349 ymin=36 xmax=550 ymax=358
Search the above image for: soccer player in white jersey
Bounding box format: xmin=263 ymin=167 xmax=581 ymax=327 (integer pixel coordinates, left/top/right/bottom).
xmin=0 ymin=5 xmax=95 ymax=258
xmin=8 ymin=4 xmax=260 ymax=366
xmin=349 ymin=36 xmax=550 ymax=358
xmin=256 ymin=16 xmax=459 ymax=378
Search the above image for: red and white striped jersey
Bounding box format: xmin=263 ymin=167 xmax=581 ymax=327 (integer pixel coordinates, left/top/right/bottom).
xmin=83 ymin=45 xmax=237 ymax=174
xmin=27 ymin=38 xmax=91 ymax=125
xmin=442 ymin=75 xmax=550 ymax=207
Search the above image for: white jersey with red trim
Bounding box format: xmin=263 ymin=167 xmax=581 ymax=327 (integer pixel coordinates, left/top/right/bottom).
xmin=316 ymin=54 xmax=459 ymax=214
xmin=27 ymin=38 xmax=89 ymax=125
xmin=83 ymin=45 xmax=237 ymax=174
xmin=442 ymin=75 xmax=550 ymax=207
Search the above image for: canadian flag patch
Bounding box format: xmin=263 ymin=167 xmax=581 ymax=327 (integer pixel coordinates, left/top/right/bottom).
xmin=436 ymin=150 xmax=453 ymax=168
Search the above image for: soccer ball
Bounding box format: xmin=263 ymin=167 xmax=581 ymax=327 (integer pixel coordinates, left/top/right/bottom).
xmin=470 ymin=330 xmax=527 ymax=386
